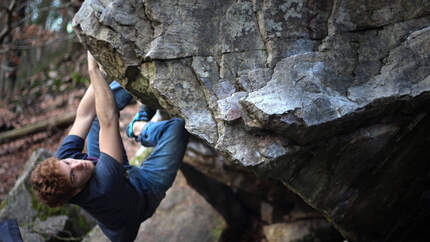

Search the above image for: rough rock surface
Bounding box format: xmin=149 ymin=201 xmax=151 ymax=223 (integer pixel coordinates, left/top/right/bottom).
xmin=263 ymin=220 xmax=333 ymax=242
xmin=83 ymin=171 xmax=226 ymax=242
xmin=0 ymin=149 xmax=95 ymax=241
xmin=72 ymin=0 xmax=430 ymax=241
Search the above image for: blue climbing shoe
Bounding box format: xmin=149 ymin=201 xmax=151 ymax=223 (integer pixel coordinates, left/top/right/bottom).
xmin=126 ymin=105 xmax=156 ymax=139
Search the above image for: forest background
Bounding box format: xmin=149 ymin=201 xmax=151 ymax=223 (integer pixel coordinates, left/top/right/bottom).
xmin=0 ymin=0 xmax=140 ymax=202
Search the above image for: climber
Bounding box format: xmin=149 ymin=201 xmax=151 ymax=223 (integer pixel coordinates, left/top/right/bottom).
xmin=30 ymin=51 xmax=188 ymax=241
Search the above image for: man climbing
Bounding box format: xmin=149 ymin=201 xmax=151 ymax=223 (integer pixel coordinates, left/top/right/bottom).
xmin=30 ymin=51 xmax=188 ymax=241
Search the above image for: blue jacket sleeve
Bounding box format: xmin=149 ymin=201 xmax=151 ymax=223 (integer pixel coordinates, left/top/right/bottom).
xmin=55 ymin=135 xmax=89 ymax=160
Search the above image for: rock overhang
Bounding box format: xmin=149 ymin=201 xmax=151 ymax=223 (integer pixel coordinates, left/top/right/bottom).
xmin=72 ymin=0 xmax=430 ymax=241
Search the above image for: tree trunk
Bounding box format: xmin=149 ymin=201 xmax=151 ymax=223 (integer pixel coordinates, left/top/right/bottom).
xmin=0 ymin=111 xmax=75 ymax=144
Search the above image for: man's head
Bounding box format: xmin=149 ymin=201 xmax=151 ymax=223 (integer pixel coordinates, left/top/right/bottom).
xmin=30 ymin=157 xmax=95 ymax=207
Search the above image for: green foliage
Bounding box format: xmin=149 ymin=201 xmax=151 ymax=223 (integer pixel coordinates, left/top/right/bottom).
xmin=53 ymin=78 xmax=62 ymax=91
xmin=72 ymin=73 xmax=90 ymax=86
xmin=30 ymin=80 xmax=41 ymax=89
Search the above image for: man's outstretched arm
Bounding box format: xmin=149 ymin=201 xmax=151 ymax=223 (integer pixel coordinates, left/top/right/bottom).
xmin=68 ymin=84 xmax=96 ymax=139
xmin=87 ymin=51 xmax=123 ymax=163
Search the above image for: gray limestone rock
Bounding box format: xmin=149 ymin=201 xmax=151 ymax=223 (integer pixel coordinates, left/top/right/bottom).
xmin=217 ymin=91 xmax=247 ymax=121
xmin=150 ymin=59 xmax=218 ymax=144
xmin=32 ymin=215 xmax=68 ymax=237
xmin=238 ymin=68 xmax=273 ymax=92
xmin=20 ymin=227 xmax=45 ymax=242
xmin=135 ymin=171 xmax=226 ymax=242
xmin=0 ymin=150 xmax=47 ymax=225
xmin=329 ymin=0 xmax=430 ymax=33
xmin=263 ymin=219 xmax=337 ymax=242
xmin=72 ymin=0 xmax=430 ymax=241
xmin=242 ymin=52 xmax=358 ymax=128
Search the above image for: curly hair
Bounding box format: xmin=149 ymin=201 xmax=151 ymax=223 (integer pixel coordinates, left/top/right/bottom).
xmin=30 ymin=157 xmax=75 ymax=207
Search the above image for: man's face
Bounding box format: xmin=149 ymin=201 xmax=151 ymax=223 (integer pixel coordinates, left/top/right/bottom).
xmin=57 ymin=158 xmax=95 ymax=191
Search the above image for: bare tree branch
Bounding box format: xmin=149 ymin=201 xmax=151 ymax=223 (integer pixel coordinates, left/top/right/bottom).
xmin=0 ymin=64 xmax=15 ymax=72
xmin=0 ymin=0 xmax=17 ymax=44
xmin=0 ymin=111 xmax=76 ymax=144
xmin=0 ymin=33 xmax=76 ymax=54
xmin=8 ymin=0 xmax=17 ymax=11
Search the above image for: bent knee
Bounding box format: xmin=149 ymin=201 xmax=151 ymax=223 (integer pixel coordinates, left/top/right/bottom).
xmin=170 ymin=118 xmax=185 ymax=129
xmin=168 ymin=118 xmax=187 ymax=138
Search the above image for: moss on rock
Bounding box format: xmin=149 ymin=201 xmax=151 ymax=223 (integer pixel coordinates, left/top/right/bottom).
xmin=130 ymin=147 xmax=154 ymax=166
xmin=212 ymin=215 xmax=226 ymax=240
xmin=0 ymin=199 xmax=7 ymax=210
xmin=26 ymin=183 xmax=66 ymax=221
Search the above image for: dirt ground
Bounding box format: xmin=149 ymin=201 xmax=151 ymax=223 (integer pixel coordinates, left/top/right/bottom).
xmin=0 ymin=89 xmax=141 ymax=201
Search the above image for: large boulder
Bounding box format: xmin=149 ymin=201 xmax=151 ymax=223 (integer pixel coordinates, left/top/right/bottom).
xmin=72 ymin=0 xmax=430 ymax=241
